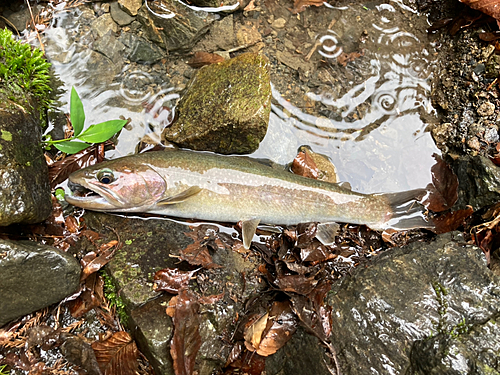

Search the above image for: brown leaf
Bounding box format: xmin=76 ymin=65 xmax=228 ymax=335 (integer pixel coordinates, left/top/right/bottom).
xmin=81 ymin=241 xmax=118 ymax=281
xmin=187 ymin=52 xmax=225 ymax=68
xmin=153 ymin=268 xmax=198 ymax=294
xmin=92 ymin=331 xmax=139 ymax=375
xmin=48 ymin=141 xmax=109 ymax=188
xmin=433 ymin=206 xmax=474 ymax=234
xmin=180 ymin=227 xmax=222 ymax=269
xmin=291 ymin=151 xmax=319 ymax=179
xmin=459 ymin=0 xmax=500 ymax=21
xmin=170 ymin=289 xmax=202 ymax=375
xmin=275 ymin=273 xmax=318 ymax=295
xmin=291 ymin=0 xmax=324 ymax=14
xmin=337 ymin=50 xmax=364 ymax=67
xmin=421 ymin=154 xmax=459 ymax=212
xmin=69 ymin=273 xmax=105 ymax=318
xmin=244 ymin=301 xmax=298 ymax=356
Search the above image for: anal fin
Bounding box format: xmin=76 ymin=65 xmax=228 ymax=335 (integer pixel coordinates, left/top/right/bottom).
xmin=242 ymin=218 xmax=260 ymax=249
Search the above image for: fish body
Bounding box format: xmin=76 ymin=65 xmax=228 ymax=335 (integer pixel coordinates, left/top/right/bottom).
xmin=66 ymin=150 xmax=431 ymax=244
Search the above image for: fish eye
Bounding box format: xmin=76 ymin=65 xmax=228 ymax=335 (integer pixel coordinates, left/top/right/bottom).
xmin=97 ymin=169 xmax=114 ymax=184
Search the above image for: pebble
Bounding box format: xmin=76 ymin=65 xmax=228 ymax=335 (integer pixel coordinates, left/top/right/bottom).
xmin=272 ymin=18 xmax=286 ymax=29
xmin=478 ymin=101 xmax=495 ymax=117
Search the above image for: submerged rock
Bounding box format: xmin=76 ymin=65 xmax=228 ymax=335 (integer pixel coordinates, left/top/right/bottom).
xmin=0 ymin=239 xmax=81 ymax=326
xmin=326 ymin=232 xmax=500 ymax=375
xmin=0 ymin=99 xmax=52 ymax=226
xmin=162 ymin=53 xmax=271 ymax=154
xmin=137 ymin=0 xmax=217 ymax=53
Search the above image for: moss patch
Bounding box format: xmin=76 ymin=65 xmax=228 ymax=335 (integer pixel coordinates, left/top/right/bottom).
xmin=0 ymin=130 xmax=12 ymax=141
xmin=0 ymin=28 xmax=51 ymax=125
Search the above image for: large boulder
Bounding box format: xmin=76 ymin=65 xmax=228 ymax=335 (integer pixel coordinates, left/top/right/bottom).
xmin=0 ymin=239 xmax=81 ymax=326
xmin=162 ymin=53 xmax=271 ymax=154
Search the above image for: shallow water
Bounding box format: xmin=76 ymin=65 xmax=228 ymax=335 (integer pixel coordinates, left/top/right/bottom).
xmin=34 ymin=0 xmax=439 ymax=194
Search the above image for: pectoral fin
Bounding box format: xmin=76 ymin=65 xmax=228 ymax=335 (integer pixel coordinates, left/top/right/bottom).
xmin=316 ymin=222 xmax=340 ymax=246
xmin=242 ymin=218 xmax=260 ymax=249
xmin=157 ymin=186 xmax=202 ymax=205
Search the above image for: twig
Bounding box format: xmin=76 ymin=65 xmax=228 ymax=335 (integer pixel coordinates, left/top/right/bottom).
xmin=0 ymin=16 xmax=20 ymax=36
xmin=305 ymin=19 xmax=337 ymax=62
xmin=24 ymin=0 xmax=44 ymax=52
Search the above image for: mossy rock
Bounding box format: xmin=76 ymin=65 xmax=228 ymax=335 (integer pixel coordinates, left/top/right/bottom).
xmin=0 ymin=28 xmax=52 ymax=225
xmin=162 ymin=53 xmax=271 ymax=154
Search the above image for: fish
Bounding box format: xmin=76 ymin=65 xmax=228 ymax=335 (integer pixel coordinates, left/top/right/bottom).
xmin=65 ymin=150 xmax=433 ymax=248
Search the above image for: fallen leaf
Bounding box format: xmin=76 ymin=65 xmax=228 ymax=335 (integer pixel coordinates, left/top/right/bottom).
xmin=48 ymin=141 xmax=109 ymax=188
xmin=81 ymin=241 xmax=118 ymax=281
xmin=153 ymin=268 xmax=198 ymax=294
xmin=337 ymin=50 xmax=364 ymax=67
xmin=244 ymin=301 xmax=298 ymax=356
xmin=291 ymin=151 xmax=319 ymax=179
xmin=459 ymin=0 xmax=500 ymax=21
xmin=421 ymin=154 xmax=459 ymax=212
xmin=92 ymin=331 xmax=139 ymax=375
xmin=180 ymin=227 xmax=222 ymax=269
xmin=291 ymin=0 xmax=324 ymax=14
xmin=69 ymin=273 xmax=105 ymax=318
xmin=275 ymin=269 xmax=319 ymax=295
xmin=169 ymin=289 xmax=202 ymax=375
xmin=433 ymin=206 xmax=474 ymax=234
xmin=187 ymin=52 xmax=225 ymax=68
xmin=61 ymin=335 xmax=102 ymax=375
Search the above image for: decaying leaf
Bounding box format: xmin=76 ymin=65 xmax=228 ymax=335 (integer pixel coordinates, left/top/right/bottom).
xmin=153 ymin=268 xmax=198 ymax=294
xmin=92 ymin=331 xmax=139 ymax=375
xmin=421 ymin=154 xmax=459 ymax=212
xmin=48 ymin=141 xmax=109 ymax=188
xmin=243 ymin=301 xmax=298 ymax=356
xmin=180 ymin=226 xmax=222 ymax=269
xmin=433 ymin=206 xmax=474 ymax=234
xmin=292 ymin=151 xmax=319 ymax=179
xmin=292 ymin=146 xmax=338 ymax=183
xmin=169 ymin=289 xmax=202 ymax=375
xmin=291 ymin=0 xmax=324 ymax=14
xmin=81 ymin=241 xmax=119 ymax=281
xmin=337 ymin=50 xmax=365 ymax=67
xmin=459 ymin=0 xmax=500 ymax=22
xmin=69 ymin=273 xmax=105 ymax=318
xmin=187 ymin=51 xmax=225 ymax=68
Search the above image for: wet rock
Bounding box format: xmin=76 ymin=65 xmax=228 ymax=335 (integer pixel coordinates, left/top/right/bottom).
xmin=236 ymin=24 xmax=262 ymax=46
xmin=0 ymin=99 xmax=52 ymax=226
xmin=162 ymin=53 xmax=271 ymax=154
xmin=0 ymin=239 xmax=81 ymax=326
xmin=130 ymin=295 xmax=174 ymax=375
xmin=276 ymin=50 xmax=314 ymax=75
xmin=110 ymin=1 xmax=135 ymax=26
xmin=189 ymin=0 xmax=239 ymax=9
xmin=118 ymin=0 xmax=143 ymax=16
xmin=86 ymin=50 xmax=122 ymax=85
xmin=209 ymin=15 xmax=236 ymax=51
xmin=120 ymin=33 xmax=165 ymax=64
xmin=327 ymin=232 xmax=500 ymax=375
xmin=137 ymin=1 xmax=217 ymax=53
xmin=266 ymin=326 xmax=331 ymax=375
xmin=90 ymin=13 xmax=119 ymax=39
xmin=452 ymin=155 xmax=500 ymax=210
xmin=4 ymin=4 xmax=38 ymax=32
xmin=486 ymin=53 xmax=500 ymax=79
xmin=271 ymin=17 xmax=286 ymax=29
xmin=77 ymin=213 xmax=265 ymax=374
xmin=93 ymin=32 xmax=126 ymax=65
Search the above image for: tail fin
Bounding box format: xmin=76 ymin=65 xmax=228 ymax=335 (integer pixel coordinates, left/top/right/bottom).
xmin=379 ymin=189 xmax=435 ymax=231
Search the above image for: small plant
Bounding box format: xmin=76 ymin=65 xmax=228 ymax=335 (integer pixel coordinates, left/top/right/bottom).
xmin=101 ymin=270 xmax=128 ymax=324
xmin=44 ymin=87 xmax=128 ymax=154
xmin=0 ymin=28 xmax=51 ymax=121
xmin=0 ymin=365 xmax=8 ymax=375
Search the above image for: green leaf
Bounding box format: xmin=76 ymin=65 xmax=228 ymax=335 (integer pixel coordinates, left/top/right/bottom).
xmin=77 ymin=119 xmax=127 ymax=143
xmin=55 ymin=188 xmax=65 ymax=201
xmin=54 ymin=140 xmax=90 ymax=154
xmin=70 ymin=87 xmax=85 ymax=136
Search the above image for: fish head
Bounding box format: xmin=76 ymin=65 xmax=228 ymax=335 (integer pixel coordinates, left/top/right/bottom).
xmin=65 ymin=158 xmax=167 ymax=211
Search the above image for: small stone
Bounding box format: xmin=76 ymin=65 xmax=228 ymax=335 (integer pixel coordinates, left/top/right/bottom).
xmin=101 ymin=3 xmax=110 ymax=12
xmin=236 ymin=24 xmax=262 ymax=46
xmin=90 ymin=13 xmax=119 ymax=38
xmin=118 ymin=0 xmax=143 ymax=16
xmin=467 ymin=136 xmax=481 ymax=151
xmin=477 ymin=101 xmax=495 ymax=117
xmin=272 ymin=17 xmax=286 ymax=29
xmin=484 ymin=126 xmax=499 ymax=144
xmin=110 ymin=2 xmax=135 ymax=26
xmin=93 ymin=32 xmax=126 ymax=64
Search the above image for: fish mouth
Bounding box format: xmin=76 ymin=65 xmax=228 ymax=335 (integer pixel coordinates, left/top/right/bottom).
xmin=65 ymin=180 xmax=119 ymax=210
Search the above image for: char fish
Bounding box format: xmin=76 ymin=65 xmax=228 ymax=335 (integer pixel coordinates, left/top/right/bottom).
xmin=66 ymin=150 xmax=433 ymax=248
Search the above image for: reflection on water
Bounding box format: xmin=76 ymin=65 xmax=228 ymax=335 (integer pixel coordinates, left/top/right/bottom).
xmin=38 ymin=0 xmax=439 ymax=194
xmin=255 ymin=0 xmax=440 ymax=193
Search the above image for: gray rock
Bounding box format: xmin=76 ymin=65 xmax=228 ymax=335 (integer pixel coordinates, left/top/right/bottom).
xmin=162 ymin=53 xmax=271 ymax=154
xmin=326 ymin=232 xmax=500 ymax=375
xmin=90 ymin=13 xmax=119 ymax=39
xmin=110 ymin=2 xmax=135 ymax=26
xmin=452 ymin=155 xmax=500 ymax=210
xmin=121 ymin=34 xmax=164 ymax=64
xmin=118 ymin=0 xmax=143 ymax=16
xmin=0 ymin=100 xmax=52 ymax=226
xmin=4 ymin=5 xmax=38 ymax=32
xmin=130 ymin=295 xmax=174 ymax=375
xmin=137 ymin=1 xmax=217 ymax=53
xmin=0 ymin=239 xmax=81 ymax=326
xmin=93 ymin=32 xmax=126 ymax=65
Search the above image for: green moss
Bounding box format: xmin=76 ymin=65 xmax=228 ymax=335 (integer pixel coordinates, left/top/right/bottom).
xmin=0 ymin=28 xmax=52 ymax=125
xmin=0 ymin=130 xmax=12 ymax=141
xmin=101 ymin=270 xmax=128 ymax=324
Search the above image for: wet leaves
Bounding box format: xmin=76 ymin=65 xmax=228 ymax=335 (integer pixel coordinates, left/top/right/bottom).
xmin=291 ymin=147 xmax=338 ymax=183
xmin=92 ymin=331 xmax=139 ymax=375
xmin=459 ymin=0 xmax=500 ymax=22
xmin=337 ymin=50 xmax=365 ymax=67
xmin=153 ymin=268 xmax=198 ymax=294
xmin=291 ymin=150 xmax=319 ymax=179
xmin=243 ymin=301 xmax=298 ymax=356
xmin=180 ymin=226 xmax=223 ymax=269
xmin=291 ymin=0 xmax=324 ymax=14
xmin=167 ymin=289 xmax=202 ymax=375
